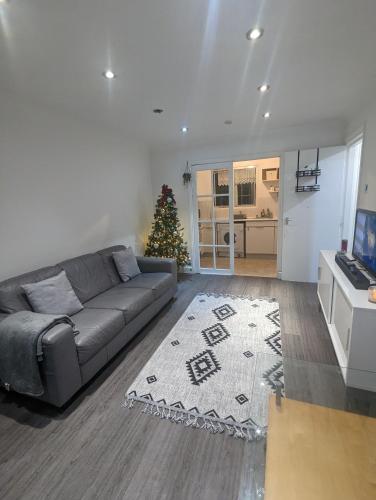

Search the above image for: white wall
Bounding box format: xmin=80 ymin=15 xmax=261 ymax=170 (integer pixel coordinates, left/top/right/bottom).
xmin=347 ymin=102 xmax=376 ymax=211
xmin=150 ymin=119 xmax=346 ymax=259
xmin=0 ymin=95 xmax=152 ymax=281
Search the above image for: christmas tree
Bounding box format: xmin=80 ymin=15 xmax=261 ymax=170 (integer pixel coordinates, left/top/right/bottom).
xmin=145 ymin=184 xmax=189 ymax=268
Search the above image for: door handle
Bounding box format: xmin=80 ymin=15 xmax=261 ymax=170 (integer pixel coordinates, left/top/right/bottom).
xmin=285 ymin=217 xmax=292 ymax=225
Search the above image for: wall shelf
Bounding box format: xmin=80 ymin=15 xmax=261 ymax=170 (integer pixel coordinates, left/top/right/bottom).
xmin=296 ymin=169 xmax=321 ymax=178
xmin=296 ymin=185 xmax=320 ymax=192
xmin=295 ymin=149 xmax=320 ymax=193
xmin=262 ymin=167 xmax=279 ymax=182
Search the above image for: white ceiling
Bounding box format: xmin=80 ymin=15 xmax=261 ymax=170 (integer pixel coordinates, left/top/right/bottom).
xmin=1 ymin=0 xmax=375 ymax=148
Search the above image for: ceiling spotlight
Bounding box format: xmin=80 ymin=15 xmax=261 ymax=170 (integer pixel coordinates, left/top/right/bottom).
xmin=224 ymin=120 xmax=233 ymax=125
xmin=246 ymin=28 xmax=264 ymax=41
xmin=263 ymin=112 xmax=271 ymax=119
xmin=181 ymin=126 xmax=188 ymax=133
xmin=103 ymin=70 xmax=116 ymax=80
xmin=153 ymin=108 xmax=164 ymax=114
xmin=258 ymin=84 xmax=270 ymax=93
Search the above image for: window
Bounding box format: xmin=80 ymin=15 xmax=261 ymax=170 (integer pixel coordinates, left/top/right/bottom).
xmin=213 ymin=170 xmax=230 ymax=206
xmin=234 ymin=167 xmax=256 ymax=206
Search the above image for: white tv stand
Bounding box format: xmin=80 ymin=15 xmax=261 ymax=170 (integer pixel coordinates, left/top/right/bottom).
xmin=318 ymin=250 xmax=376 ymax=392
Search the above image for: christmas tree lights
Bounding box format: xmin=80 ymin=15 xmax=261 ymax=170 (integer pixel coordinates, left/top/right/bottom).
xmin=145 ymin=185 xmax=189 ymax=268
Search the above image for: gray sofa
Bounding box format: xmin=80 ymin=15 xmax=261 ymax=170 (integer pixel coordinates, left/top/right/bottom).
xmin=0 ymin=245 xmax=177 ymax=407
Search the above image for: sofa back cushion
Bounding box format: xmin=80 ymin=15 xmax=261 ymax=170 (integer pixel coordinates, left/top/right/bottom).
xmin=0 ymin=266 xmax=61 ymax=313
xmin=58 ymin=253 xmax=113 ymax=303
xmin=97 ymin=245 xmax=126 ymax=286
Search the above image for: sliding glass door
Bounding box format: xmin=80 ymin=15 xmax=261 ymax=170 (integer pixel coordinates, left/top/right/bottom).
xmin=193 ymin=163 xmax=234 ymax=274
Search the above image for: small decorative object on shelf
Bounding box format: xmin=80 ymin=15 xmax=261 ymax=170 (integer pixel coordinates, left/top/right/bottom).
xmin=295 ymin=149 xmax=320 ymax=193
xmin=182 ymin=162 xmax=192 ymax=185
xmin=368 ymin=285 xmax=376 ymax=304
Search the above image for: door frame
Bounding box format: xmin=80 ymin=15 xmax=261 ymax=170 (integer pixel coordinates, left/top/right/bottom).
xmin=189 ymin=152 xmax=283 ymax=276
xmin=191 ymin=162 xmax=234 ymax=274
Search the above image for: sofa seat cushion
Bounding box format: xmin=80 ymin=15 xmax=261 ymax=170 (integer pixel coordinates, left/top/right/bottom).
xmin=84 ymin=286 xmax=154 ymax=324
xmin=119 ymin=272 xmax=174 ymax=299
xmin=72 ymin=308 xmax=125 ymax=364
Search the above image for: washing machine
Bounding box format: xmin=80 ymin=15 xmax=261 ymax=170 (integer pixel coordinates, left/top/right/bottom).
xmin=216 ymin=222 xmax=245 ymax=257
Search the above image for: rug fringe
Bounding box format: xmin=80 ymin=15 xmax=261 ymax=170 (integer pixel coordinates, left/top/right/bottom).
xmin=122 ymin=396 xmax=266 ymax=442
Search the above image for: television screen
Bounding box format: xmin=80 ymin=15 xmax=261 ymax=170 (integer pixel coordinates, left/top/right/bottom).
xmin=353 ymin=209 xmax=376 ymax=277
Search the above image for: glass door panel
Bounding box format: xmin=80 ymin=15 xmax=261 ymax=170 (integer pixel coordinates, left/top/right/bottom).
xmin=199 ymin=223 xmax=213 ymax=245
xmin=197 ymin=197 xmax=213 ymax=221
xmin=196 ymin=170 xmax=213 ymax=196
xmin=199 ymin=246 xmax=214 ymax=269
xmin=194 ymin=166 xmax=234 ymax=273
xmin=215 ymin=245 xmax=230 ymax=270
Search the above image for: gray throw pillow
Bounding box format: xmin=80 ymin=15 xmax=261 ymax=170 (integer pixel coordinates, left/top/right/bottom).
xmin=112 ymin=248 xmax=141 ymax=282
xmin=22 ymin=271 xmax=83 ymax=316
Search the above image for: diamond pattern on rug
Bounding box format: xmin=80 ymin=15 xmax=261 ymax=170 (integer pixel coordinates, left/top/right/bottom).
xmin=212 ymin=303 xmax=237 ymax=321
xmin=265 ymin=330 xmax=282 ymax=356
xmin=146 ymin=375 xmax=157 ymax=384
xmin=243 ymin=351 xmax=254 ymax=358
xmin=186 ymin=349 xmax=221 ymax=386
xmin=235 ymin=394 xmax=249 ymax=405
xmin=171 ymin=340 xmax=180 ymax=346
xmin=202 ymin=323 xmax=230 ymax=347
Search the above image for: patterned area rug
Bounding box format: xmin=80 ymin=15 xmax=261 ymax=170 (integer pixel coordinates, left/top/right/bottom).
xmin=123 ymin=292 xmax=283 ymax=441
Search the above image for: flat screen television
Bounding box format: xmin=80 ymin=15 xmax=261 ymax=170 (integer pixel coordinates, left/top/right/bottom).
xmin=353 ymin=208 xmax=376 ymax=278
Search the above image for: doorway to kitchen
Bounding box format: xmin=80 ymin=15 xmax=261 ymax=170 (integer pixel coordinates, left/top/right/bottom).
xmin=192 ymin=157 xmax=280 ymax=277
xmin=232 ymin=157 xmax=280 ymax=277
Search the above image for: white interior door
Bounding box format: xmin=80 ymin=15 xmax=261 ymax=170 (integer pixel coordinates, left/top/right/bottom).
xmin=281 ymin=146 xmax=346 ymax=282
xmin=192 ymin=163 xmax=234 ymax=274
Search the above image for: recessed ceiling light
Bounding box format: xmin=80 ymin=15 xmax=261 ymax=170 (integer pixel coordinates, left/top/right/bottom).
xmin=103 ymin=70 xmax=116 ymax=80
xmin=224 ymin=120 xmax=233 ymax=125
xmin=258 ymin=84 xmax=270 ymax=93
xmin=246 ymin=28 xmax=264 ymax=41
xmin=263 ymin=112 xmax=271 ymax=119
xmin=153 ymin=108 xmax=164 ymax=114
xmin=181 ymin=126 xmax=188 ymax=133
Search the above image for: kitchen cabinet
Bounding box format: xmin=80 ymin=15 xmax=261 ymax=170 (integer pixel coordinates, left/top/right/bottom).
xmin=246 ymin=220 xmax=277 ymax=255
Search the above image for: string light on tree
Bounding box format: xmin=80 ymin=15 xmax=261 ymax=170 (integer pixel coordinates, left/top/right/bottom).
xmin=145 ymin=184 xmax=189 ymax=268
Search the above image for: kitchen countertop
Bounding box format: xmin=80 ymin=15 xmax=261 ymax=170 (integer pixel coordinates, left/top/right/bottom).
xmin=234 ymin=217 xmax=278 ymax=222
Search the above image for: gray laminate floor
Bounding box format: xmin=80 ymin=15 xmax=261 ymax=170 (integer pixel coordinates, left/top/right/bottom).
xmin=1 ymin=275 xmax=375 ymax=500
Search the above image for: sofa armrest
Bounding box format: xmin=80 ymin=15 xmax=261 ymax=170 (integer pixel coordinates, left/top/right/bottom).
xmin=39 ymin=323 xmax=82 ymax=407
xmin=137 ymin=256 xmax=177 ymax=280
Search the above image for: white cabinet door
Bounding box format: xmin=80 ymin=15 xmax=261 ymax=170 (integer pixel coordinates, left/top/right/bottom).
xmin=317 ymin=253 xmax=334 ymax=323
xmin=281 ymin=147 xmax=346 ymax=282
xmin=247 ymin=225 xmax=274 ymax=254
xmin=332 ymin=281 xmax=352 ymax=354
